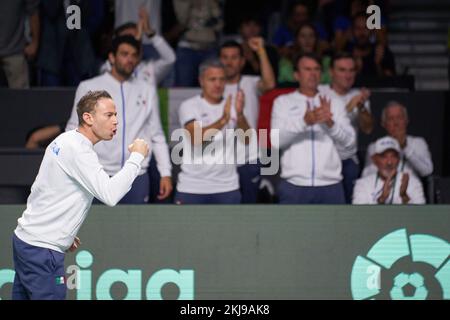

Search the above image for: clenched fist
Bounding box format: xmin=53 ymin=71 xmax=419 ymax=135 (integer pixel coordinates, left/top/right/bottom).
xmin=128 ymin=138 xmax=149 ymax=157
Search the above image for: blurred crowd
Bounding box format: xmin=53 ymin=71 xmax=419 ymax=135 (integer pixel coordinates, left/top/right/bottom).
xmin=0 ymin=0 xmax=396 ymax=89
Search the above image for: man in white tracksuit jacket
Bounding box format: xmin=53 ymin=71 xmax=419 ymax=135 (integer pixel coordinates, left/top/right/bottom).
xmin=13 ymin=90 xmax=149 ymax=300
xmin=66 ymin=36 xmax=172 ymax=203
xmin=318 ymin=52 xmax=375 ymax=203
xmin=271 ymin=53 xmax=356 ymax=204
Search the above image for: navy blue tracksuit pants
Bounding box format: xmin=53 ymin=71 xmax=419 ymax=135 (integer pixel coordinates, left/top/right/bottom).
xmin=12 ymin=234 xmax=66 ymax=300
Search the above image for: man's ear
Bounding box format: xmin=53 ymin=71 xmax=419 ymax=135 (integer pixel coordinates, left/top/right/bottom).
xmin=293 ymin=70 xmax=300 ymax=83
xmin=82 ymin=112 xmax=94 ymax=126
xmin=108 ymin=52 xmax=115 ymax=65
xmin=372 ymin=154 xmax=379 ymax=166
xmin=240 ymin=57 xmax=246 ymax=69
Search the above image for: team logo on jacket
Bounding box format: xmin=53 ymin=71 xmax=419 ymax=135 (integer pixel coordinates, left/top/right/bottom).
xmin=136 ymin=94 xmax=146 ymax=107
xmin=50 ymin=142 xmax=60 ymax=156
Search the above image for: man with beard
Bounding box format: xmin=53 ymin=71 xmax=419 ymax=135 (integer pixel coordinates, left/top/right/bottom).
xmin=353 ymin=136 xmax=425 ymax=204
xmin=66 ymin=36 xmax=172 ymax=204
xmin=319 ymin=52 xmax=374 ymax=203
xmin=13 ymin=91 xmax=149 ymax=299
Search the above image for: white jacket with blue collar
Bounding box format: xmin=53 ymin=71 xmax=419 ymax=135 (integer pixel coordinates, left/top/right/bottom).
xmin=270 ymin=90 xmax=356 ymax=187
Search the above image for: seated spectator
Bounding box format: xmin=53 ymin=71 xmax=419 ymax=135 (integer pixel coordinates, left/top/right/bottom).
xmin=37 ymin=0 xmax=97 ymax=86
xmin=278 ymin=22 xmax=332 ymax=84
xmin=346 ymin=12 xmax=395 ymax=79
xmin=271 ymin=53 xmax=356 ymax=204
xmin=220 ymin=40 xmax=275 ymax=203
xmin=99 ymin=8 xmax=176 ymax=87
xmin=319 ymin=52 xmax=374 ymax=203
xmin=353 ymin=136 xmax=425 ymax=204
xmin=272 ymin=1 xmax=330 ymax=65
xmin=333 ymin=0 xmax=388 ymax=52
xmin=236 ymin=16 xmax=279 ymax=79
xmin=173 ymin=0 xmax=223 ymax=87
xmin=272 ymin=1 xmax=329 ymax=54
xmin=362 ymin=101 xmax=434 ymax=178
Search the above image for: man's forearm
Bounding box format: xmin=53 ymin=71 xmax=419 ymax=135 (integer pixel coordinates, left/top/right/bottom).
xmin=29 ymin=11 xmax=40 ymax=46
xmin=358 ymin=108 xmax=374 ymax=134
xmin=258 ymin=47 xmax=276 ymax=92
xmin=186 ymin=117 xmax=229 ymax=145
xmin=236 ymin=114 xmax=251 ymax=144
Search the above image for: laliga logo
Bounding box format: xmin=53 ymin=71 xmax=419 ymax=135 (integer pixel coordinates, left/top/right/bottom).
xmin=351 ymin=229 xmax=449 ymax=300
xmin=0 ymin=250 xmax=194 ymax=300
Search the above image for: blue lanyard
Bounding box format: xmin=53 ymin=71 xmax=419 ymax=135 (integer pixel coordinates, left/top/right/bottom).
xmin=374 ymin=173 xmax=397 ymax=204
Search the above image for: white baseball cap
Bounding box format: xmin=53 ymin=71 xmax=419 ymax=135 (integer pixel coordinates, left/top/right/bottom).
xmin=374 ymin=136 xmax=401 ymax=155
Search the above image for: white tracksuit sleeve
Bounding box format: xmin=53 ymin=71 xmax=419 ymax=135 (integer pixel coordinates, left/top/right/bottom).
xmin=406 ymin=174 xmax=426 ymax=204
xmin=148 ymin=88 xmax=172 ymax=177
xmin=270 ymin=97 xmax=308 ymax=150
xmin=59 ymin=146 xmax=145 ymax=207
xmin=66 ymin=83 xmax=89 ymax=131
xmin=323 ymin=99 xmax=356 ymax=154
xmin=403 ymin=138 xmax=433 ymax=177
xmin=352 ymin=178 xmax=375 ymax=204
xmin=150 ymin=35 xmax=176 ymax=84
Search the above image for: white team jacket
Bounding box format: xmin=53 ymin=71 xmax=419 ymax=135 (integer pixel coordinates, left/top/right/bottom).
xmin=15 ymin=130 xmax=144 ymax=253
xmin=271 ymin=90 xmax=356 ymax=186
xmin=352 ymin=172 xmax=426 ymax=204
xmin=66 ymin=72 xmax=171 ymax=177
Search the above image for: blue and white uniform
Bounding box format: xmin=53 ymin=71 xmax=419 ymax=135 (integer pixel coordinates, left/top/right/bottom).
xmin=270 ymin=90 xmax=356 ymax=204
xmin=318 ymin=84 xmax=370 ymax=203
xmin=13 ymin=130 xmax=144 ymax=299
xmin=362 ymin=136 xmax=433 ymax=178
xmin=175 ymin=95 xmax=241 ymax=204
xmin=224 ymin=75 xmax=261 ymax=203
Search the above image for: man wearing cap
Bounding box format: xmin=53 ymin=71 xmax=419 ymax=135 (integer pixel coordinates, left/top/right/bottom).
xmin=352 ymin=136 xmax=425 ymax=204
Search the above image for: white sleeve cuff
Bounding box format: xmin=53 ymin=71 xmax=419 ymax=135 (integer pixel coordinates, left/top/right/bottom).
xmin=128 ymin=152 xmax=145 ymax=166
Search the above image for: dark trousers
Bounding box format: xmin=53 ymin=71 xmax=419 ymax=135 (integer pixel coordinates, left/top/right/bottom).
xmin=238 ymin=162 xmax=261 ymax=203
xmin=12 ymin=234 xmax=66 ymax=300
xmin=278 ymin=179 xmax=346 ymax=204
xmin=148 ymin=156 xmax=172 ymax=204
xmin=119 ymin=172 xmax=150 ymax=204
xmin=341 ymin=158 xmax=360 ymax=204
xmin=174 ymin=190 xmax=242 ymax=204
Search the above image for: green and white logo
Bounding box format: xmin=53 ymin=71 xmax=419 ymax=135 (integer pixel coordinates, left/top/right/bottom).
xmin=351 ymin=229 xmax=449 ymax=300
